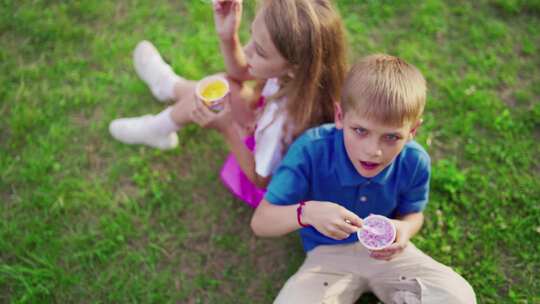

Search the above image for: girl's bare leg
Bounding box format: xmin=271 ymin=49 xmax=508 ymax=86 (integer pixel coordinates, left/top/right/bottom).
xmin=109 ymin=40 xmax=259 ymax=150
xmin=108 ymin=40 xmax=193 ymax=150
xmin=169 ymin=80 xmax=198 ymax=126
xmin=109 ymin=74 xmax=257 ymax=150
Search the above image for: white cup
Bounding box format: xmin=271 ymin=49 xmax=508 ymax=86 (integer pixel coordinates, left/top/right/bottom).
xmin=357 ymin=214 xmax=396 ymax=250
xmin=195 ymin=75 xmax=230 ymax=112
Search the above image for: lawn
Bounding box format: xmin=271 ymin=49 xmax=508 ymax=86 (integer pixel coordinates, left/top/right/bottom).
xmin=1 ymin=0 xmax=539 ymax=303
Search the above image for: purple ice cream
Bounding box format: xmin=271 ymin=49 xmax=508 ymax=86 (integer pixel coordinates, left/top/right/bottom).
xmin=357 ymin=214 xmax=396 ymax=250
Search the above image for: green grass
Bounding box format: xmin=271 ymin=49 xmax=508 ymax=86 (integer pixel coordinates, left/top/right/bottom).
xmin=1 ymin=0 xmax=539 ymax=303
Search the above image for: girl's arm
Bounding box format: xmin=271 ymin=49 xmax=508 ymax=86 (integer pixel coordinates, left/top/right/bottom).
xmin=219 ymin=31 xmax=252 ymax=82
xmin=251 ymin=200 xmax=362 ymax=239
xmin=213 ymin=0 xmax=253 ymax=82
xmin=221 ymin=123 xmax=270 ymax=188
xmin=189 ymin=91 xmax=268 ymax=187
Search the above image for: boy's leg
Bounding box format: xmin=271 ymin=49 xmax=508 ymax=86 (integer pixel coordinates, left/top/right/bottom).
xmin=366 ymin=243 xmax=476 ymax=304
xmin=274 ymin=244 xmax=368 ymax=304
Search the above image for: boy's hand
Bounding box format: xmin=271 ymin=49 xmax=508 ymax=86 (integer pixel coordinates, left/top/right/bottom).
xmin=368 ymin=219 xmax=412 ymax=261
xmin=302 ymin=201 xmax=362 ymax=240
xmin=213 ymin=0 xmax=243 ymax=41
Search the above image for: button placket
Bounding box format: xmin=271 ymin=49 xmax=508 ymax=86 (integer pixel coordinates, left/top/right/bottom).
xmin=358 ymin=180 xmax=370 ymax=203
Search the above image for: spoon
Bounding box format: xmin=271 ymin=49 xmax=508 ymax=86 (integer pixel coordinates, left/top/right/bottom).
xmin=345 ymin=219 xmax=383 ymax=235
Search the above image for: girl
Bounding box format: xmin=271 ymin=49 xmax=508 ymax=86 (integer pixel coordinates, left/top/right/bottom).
xmin=109 ymin=0 xmax=347 ymax=207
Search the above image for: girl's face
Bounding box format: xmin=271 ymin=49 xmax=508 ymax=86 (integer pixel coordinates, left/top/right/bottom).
xmin=244 ymin=9 xmax=291 ymax=80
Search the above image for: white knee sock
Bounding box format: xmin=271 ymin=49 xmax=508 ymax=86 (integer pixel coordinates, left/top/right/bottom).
xmin=134 ymin=40 xmax=183 ymax=102
xmin=148 ymin=107 xmax=179 ymax=134
xmin=109 ymin=107 xmax=180 ymax=150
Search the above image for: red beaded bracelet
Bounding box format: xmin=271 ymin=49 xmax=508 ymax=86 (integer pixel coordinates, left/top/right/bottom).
xmin=296 ymin=201 xmax=310 ymax=228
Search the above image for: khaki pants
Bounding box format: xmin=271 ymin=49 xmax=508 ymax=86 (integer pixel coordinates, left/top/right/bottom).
xmin=274 ymin=243 xmax=476 ymax=304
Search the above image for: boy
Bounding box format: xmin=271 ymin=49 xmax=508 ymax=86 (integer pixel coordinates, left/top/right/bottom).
xmin=251 ymin=54 xmax=476 ymax=304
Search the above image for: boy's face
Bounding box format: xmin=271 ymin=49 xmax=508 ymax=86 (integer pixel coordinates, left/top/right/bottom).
xmin=335 ymin=104 xmax=421 ymax=178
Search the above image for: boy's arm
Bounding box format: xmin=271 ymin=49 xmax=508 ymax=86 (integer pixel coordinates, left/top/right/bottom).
xmin=251 ymin=132 xmax=361 ymax=239
xmin=395 ymin=211 xmax=424 ymax=241
xmin=370 ymin=145 xmax=430 ymax=260
xmin=213 ymin=0 xmax=253 ymax=82
xmin=251 ymin=199 xmax=300 ymax=236
xmin=251 ymin=199 xmax=362 ymax=239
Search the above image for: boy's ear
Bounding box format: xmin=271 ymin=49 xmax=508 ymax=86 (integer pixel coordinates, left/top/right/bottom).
xmin=410 ymin=119 xmax=423 ymax=138
xmin=334 ymin=102 xmax=344 ymax=129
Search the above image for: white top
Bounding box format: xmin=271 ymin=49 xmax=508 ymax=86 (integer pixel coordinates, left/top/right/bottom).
xmin=254 ymin=78 xmax=291 ymax=177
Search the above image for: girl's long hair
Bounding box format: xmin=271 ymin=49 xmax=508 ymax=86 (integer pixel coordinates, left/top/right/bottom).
xmin=263 ymin=0 xmax=347 ymax=144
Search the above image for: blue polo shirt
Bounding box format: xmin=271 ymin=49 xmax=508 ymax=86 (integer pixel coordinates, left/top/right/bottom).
xmin=264 ymin=124 xmax=431 ymax=252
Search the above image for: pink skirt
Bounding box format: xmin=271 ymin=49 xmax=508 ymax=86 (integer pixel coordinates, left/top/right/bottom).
xmin=220 ymin=136 xmax=266 ymax=208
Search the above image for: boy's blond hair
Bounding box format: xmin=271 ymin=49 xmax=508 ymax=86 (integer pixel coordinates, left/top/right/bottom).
xmin=341 ymin=54 xmax=426 ymax=126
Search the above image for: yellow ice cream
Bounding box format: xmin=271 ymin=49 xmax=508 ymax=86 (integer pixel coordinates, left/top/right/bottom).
xmin=201 ymin=80 xmax=228 ymax=100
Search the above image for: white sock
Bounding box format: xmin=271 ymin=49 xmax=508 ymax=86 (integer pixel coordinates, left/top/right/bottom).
xmin=147 ymin=107 xmax=179 ymax=134
xmin=109 ymin=107 xmax=180 ymax=150
xmin=134 ymin=40 xmax=183 ymax=102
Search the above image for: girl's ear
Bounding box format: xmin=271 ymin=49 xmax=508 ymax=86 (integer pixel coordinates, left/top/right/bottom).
xmin=287 ymin=70 xmax=295 ymax=78
xmin=409 ymin=119 xmax=423 ymax=138
xmin=334 ymin=102 xmax=344 ymax=129
xmin=286 ymin=63 xmax=299 ymax=79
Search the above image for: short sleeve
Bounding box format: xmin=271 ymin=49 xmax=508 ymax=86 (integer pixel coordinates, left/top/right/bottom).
xmin=254 ymin=78 xmax=289 ymax=177
xmin=397 ymin=151 xmax=431 ymax=215
xmin=261 ymin=78 xmax=279 ymax=97
xmin=264 ymin=138 xmax=311 ymax=206
xmin=254 ymin=106 xmax=286 ymax=177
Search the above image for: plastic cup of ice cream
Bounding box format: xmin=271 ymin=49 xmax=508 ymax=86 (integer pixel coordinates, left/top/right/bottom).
xmin=357 ymin=214 xmax=396 ymax=250
xmin=195 ymin=75 xmax=230 ymax=112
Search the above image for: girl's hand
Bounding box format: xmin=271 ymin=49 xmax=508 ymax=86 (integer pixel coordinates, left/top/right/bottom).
xmin=191 ymin=95 xmax=233 ymax=133
xmin=213 ymin=0 xmax=243 ymax=41
xmin=368 ymin=220 xmax=412 ymax=261
xmin=302 ymin=201 xmax=363 ymax=240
